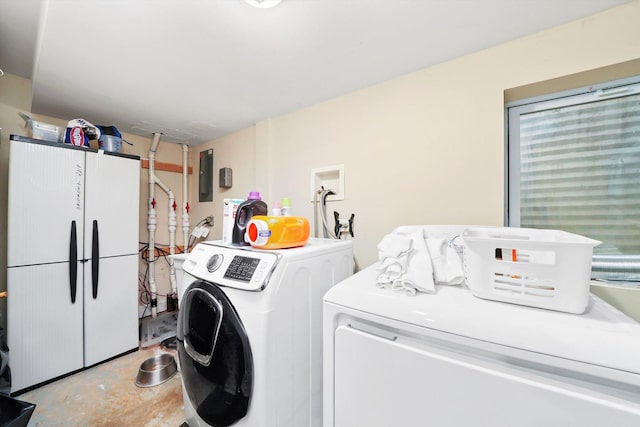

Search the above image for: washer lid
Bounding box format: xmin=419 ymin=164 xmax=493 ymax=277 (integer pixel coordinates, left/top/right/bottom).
xmin=324 ymin=264 xmax=640 ymax=375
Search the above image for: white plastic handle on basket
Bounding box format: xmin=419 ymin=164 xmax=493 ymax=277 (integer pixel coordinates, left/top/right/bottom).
xmin=448 ymin=235 xmax=465 ymax=254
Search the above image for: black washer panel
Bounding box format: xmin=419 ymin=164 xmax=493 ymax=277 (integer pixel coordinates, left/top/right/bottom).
xmin=223 ymin=256 xmax=261 ymax=282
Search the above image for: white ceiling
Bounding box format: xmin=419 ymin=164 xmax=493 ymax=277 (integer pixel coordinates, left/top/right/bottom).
xmin=0 ymin=0 xmax=631 ymax=145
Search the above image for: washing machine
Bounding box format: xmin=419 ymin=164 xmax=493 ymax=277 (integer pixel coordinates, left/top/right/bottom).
xmin=176 ymin=238 xmax=353 ymax=427
xmin=323 ymin=228 xmax=640 ymax=427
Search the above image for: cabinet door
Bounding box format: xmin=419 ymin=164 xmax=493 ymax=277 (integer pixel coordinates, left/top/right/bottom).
xmin=84 ymin=152 xmax=140 ymax=258
xmin=8 ymin=141 xmax=85 ymax=266
xmin=7 ymin=263 xmax=84 ymax=392
xmin=333 ymin=325 xmax=640 ymax=427
xmin=84 ymin=255 xmax=139 ymax=367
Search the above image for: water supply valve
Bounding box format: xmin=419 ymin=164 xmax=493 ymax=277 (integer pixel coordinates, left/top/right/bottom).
xmin=333 ymin=211 xmax=355 ymax=238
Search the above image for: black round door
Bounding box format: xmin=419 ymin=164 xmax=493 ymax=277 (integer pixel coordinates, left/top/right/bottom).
xmin=177 ymin=280 xmax=253 ymax=426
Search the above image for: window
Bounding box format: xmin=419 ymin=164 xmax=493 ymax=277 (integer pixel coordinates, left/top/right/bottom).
xmin=507 ymin=76 xmax=640 ymax=284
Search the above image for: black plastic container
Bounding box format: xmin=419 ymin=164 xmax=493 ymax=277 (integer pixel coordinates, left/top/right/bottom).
xmin=232 ymin=192 xmax=267 ymax=245
xmin=0 ymin=394 xmax=36 ymax=427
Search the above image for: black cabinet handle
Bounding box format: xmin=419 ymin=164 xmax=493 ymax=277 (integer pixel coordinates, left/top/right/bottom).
xmin=92 ymin=220 xmax=99 ymax=299
xmin=69 ymin=221 xmax=78 ymax=303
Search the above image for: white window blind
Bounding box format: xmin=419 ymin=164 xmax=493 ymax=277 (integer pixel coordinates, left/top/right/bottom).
xmin=507 ymin=78 xmax=640 ymax=283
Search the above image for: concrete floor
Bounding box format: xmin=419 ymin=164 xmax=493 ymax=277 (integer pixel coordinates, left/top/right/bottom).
xmin=18 ymin=346 xmax=186 ymax=426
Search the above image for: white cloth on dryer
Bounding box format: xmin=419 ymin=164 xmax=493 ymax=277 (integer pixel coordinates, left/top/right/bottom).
xmin=426 ymin=238 xmax=465 ymax=286
xmin=376 ymin=258 xmax=405 ymax=284
xmin=376 ymin=229 xmax=436 ymax=295
xmin=377 ymin=233 xmax=413 ymax=260
xmin=375 ymin=227 xmax=466 ymax=296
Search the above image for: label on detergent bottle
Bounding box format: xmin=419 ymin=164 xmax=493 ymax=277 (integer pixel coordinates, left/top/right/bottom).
xmin=247 ymin=220 xmax=270 ymax=244
xmin=67 ymin=126 xmax=85 ymax=146
xmin=259 ymin=230 xmax=272 ymax=237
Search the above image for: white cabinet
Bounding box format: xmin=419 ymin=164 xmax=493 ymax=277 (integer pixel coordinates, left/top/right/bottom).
xmin=83 ymin=255 xmax=138 ymax=366
xmin=7 ymin=136 xmax=140 ymax=392
xmin=7 ymin=263 xmax=84 ymax=389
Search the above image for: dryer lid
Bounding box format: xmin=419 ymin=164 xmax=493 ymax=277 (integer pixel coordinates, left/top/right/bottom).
xmin=324 ymin=264 xmax=640 ymax=376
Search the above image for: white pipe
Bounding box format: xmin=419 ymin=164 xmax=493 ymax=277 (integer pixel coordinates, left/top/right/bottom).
xmin=182 ymin=144 xmax=190 ymax=254
xmin=149 ymin=154 xmax=178 ymax=295
xmin=147 ymin=132 xmax=162 ymax=317
xmin=146 ymin=133 xmax=184 ymax=313
xmin=153 ymin=173 xmax=177 ymax=296
xmin=153 ymin=173 xmax=172 ymax=194
xmin=166 ymin=184 xmax=178 ymax=298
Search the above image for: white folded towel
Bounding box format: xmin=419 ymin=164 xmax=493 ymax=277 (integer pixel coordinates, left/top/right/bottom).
xmin=425 ymin=238 xmax=465 ymax=286
xmin=390 ymin=279 xmax=420 ymax=296
xmin=377 ymin=233 xmax=412 ymax=260
xmin=376 ymin=259 xmax=405 ymax=284
xmin=376 ymin=229 xmax=436 ymax=295
xmin=375 ymin=227 xmax=466 ymax=296
xmin=376 ymin=244 xmax=413 ymax=294
xmin=402 ymin=230 xmax=436 ymax=293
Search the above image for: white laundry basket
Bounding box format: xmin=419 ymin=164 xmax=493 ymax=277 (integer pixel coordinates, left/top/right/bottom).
xmin=460 ymin=227 xmax=600 ymax=314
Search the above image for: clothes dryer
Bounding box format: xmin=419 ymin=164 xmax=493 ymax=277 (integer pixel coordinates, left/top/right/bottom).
xmin=177 ymin=239 xmax=353 ymax=427
xmin=323 ymin=261 xmax=640 ymax=427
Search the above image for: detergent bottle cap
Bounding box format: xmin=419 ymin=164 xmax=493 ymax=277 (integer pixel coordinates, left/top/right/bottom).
xmin=247 ymin=191 xmax=262 ymax=200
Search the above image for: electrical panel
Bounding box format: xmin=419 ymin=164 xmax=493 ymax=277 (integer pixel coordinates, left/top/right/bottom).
xmin=199 ymin=149 xmax=213 ymax=202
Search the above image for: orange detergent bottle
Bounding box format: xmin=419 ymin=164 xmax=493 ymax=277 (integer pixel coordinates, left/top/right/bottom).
xmin=246 ymin=216 xmax=310 ymax=249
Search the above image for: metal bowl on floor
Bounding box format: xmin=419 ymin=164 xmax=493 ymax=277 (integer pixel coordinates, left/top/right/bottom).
xmin=135 ymin=353 xmax=178 ymax=388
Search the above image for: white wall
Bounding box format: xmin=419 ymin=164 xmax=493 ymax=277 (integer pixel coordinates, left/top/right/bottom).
xmin=199 ymin=0 xmax=640 ymax=267
xmin=188 ymin=126 xmax=257 ymax=238
xmin=191 ymin=1 xmax=640 ymax=320
xmin=2 ymin=1 xmax=640 ymax=326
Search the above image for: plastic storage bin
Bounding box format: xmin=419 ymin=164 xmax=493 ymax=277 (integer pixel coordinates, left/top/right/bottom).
xmin=98 ymin=134 xmax=122 ymax=152
xmin=19 ymin=112 xmax=62 ymax=142
xmin=461 ymin=227 xmax=600 ymax=314
xmin=0 ymin=394 xmax=36 ymax=427
xmin=26 ymin=120 xmax=62 ymax=142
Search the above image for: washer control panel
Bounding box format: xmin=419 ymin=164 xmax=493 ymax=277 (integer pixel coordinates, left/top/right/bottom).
xmin=223 ymin=256 xmax=261 ymax=281
xmin=207 ymin=254 xmax=224 ymax=273
xmin=182 ymin=242 xmax=280 ymax=291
